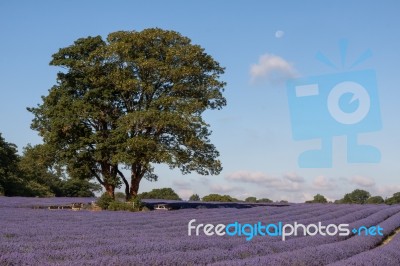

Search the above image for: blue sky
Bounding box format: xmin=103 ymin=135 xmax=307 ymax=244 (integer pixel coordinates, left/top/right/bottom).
xmin=1 ymin=1 xmax=399 ymax=202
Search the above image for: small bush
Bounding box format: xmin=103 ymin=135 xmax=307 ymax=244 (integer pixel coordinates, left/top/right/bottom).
xmin=385 ymin=192 xmax=400 ymax=205
xmin=189 ymin=194 xmax=200 ymax=201
xmin=114 ymin=192 xmax=126 ymax=202
xmin=139 ymin=188 xmax=181 ymax=200
xmin=96 ymin=193 xmax=114 ymax=210
xmin=202 ymin=194 xmax=238 ymax=202
xmin=257 ymin=198 xmax=273 ymax=203
xmin=141 ymin=206 xmax=150 ymax=212
xmin=366 ymin=196 xmax=384 ymax=204
xmin=107 ymin=201 xmax=135 ymax=212
xmin=245 ymin=197 xmax=257 ymax=203
xmin=128 ymin=197 xmax=144 ymax=211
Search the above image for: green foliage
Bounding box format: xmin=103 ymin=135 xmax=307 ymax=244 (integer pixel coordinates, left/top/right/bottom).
xmin=139 ymin=188 xmax=181 ymax=200
xmin=97 ymin=192 xmax=143 ymax=211
xmin=245 ymin=197 xmax=257 ymax=203
xmin=256 ymin=198 xmax=273 ymax=203
xmin=24 ymin=181 xmax=55 ymax=197
xmin=114 ymin=192 xmax=127 ymax=202
xmin=128 ymin=196 xmax=144 ymax=210
xmin=339 ymin=189 xmax=371 ymax=204
xmin=189 ymin=194 xmax=200 ymax=201
xmin=18 ymin=144 xmax=62 ymax=194
xmin=0 ymin=133 xmax=22 ymax=196
xmin=60 ymin=178 xmax=101 ymax=197
xmin=96 ymin=193 xmax=114 ymax=210
xmin=0 ymin=135 xmax=100 ymax=198
xmin=28 ymin=28 xmax=226 ymax=198
xmin=366 ymin=196 xmax=384 ymax=204
xmin=202 ymin=194 xmax=238 ymax=202
xmin=385 ymin=192 xmax=400 ymax=205
xmin=306 ymin=194 xmax=328 ymax=203
xmin=107 ymin=201 xmax=135 ymax=212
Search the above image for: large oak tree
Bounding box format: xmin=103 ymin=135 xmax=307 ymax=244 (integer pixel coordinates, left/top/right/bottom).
xmin=29 ymin=28 xmax=226 ymax=199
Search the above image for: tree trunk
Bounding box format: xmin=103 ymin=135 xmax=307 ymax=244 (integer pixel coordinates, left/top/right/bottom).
xmin=130 ymin=172 xmax=142 ymax=198
xmin=100 ymin=162 xmax=117 ymax=199
xmin=117 ymin=169 xmax=131 ymax=201
xmin=105 ymin=183 xmax=115 ymax=198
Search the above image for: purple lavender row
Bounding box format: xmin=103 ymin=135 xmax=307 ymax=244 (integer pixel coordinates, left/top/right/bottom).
xmin=1 ymin=203 xmax=399 ymax=265
xmin=0 ymin=197 xmax=95 ymax=208
xmin=328 ymin=226 xmax=400 ymax=265
xmin=210 ymin=207 xmax=400 ymax=266
xmin=134 ymin=206 xmax=399 ymax=264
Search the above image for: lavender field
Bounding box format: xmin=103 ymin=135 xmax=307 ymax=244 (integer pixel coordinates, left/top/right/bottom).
xmin=0 ymin=197 xmax=399 ymax=265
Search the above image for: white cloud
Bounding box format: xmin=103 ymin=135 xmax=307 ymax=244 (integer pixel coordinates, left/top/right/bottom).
xmin=195 ymin=176 xmax=210 ymax=186
xmin=225 ymin=171 xmax=304 ymax=192
xmin=275 ymin=30 xmax=284 ymax=38
xmin=349 ymin=176 xmax=375 ymax=187
xmin=226 ymin=171 xmax=276 ymax=183
xmin=312 ymin=176 xmax=337 ymax=190
xmin=250 ymin=53 xmax=298 ymax=84
xmin=172 ymin=179 xmax=191 ymax=189
xmin=374 ymin=185 xmax=400 ymax=198
xmin=209 ymin=184 xmax=243 ymax=194
xmin=176 ymin=189 xmax=194 ymax=200
xmin=283 ymin=172 xmax=305 ymax=183
xmin=301 ymin=192 xmax=314 ymax=202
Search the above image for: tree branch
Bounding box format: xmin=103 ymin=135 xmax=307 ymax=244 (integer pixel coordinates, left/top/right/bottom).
xmin=117 ymin=168 xmax=130 ymax=199
xmin=90 ymin=169 xmax=104 ymax=186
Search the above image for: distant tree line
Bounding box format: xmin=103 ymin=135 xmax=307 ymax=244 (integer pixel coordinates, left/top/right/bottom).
xmin=0 ymin=133 xmax=100 ymax=197
xmin=305 ymin=189 xmax=400 ymax=205
xmin=2 ymin=131 xmax=399 ymax=205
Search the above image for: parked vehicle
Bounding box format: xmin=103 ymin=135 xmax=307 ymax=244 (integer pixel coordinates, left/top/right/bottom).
xmin=154 ymin=204 xmax=171 ymax=210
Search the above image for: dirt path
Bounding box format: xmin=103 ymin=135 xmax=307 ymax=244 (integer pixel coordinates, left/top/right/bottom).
xmin=381 ymin=227 xmax=400 ymax=245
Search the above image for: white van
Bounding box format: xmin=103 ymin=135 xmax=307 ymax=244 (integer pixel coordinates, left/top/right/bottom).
xmin=154 ymin=204 xmax=171 ymax=210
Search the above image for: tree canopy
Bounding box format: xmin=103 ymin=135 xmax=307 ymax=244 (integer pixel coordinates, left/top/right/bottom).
xmin=189 ymin=193 xmax=200 ymax=201
xmin=385 ymin=192 xmax=400 ymax=205
xmin=339 ymin=189 xmax=371 ymax=204
xmin=139 ymin=188 xmax=181 ymax=200
xmin=245 ymin=196 xmax=257 ymax=203
xmin=306 ymin=194 xmax=328 ymax=203
xmin=202 ymin=194 xmax=238 ymax=202
xmin=29 ymin=28 xmax=226 ymax=199
xmin=256 ymin=198 xmax=273 ymax=203
xmin=0 ymin=133 xmax=21 ymax=196
xmin=366 ymin=196 xmax=384 ymax=204
xmin=0 ymin=133 xmax=99 ymax=197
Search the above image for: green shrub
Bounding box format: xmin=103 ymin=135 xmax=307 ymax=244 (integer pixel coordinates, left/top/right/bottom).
xmin=366 ymin=196 xmax=384 ymax=204
xmin=189 ymin=194 xmax=200 ymax=201
xmin=25 ymin=181 xmax=54 ymax=197
xmin=141 ymin=206 xmax=150 ymax=212
xmin=306 ymin=194 xmax=328 ymax=203
xmin=385 ymin=192 xmax=400 ymax=205
xmin=96 ymin=193 xmax=114 ymax=210
xmin=202 ymin=194 xmax=238 ymax=202
xmin=114 ymin=192 xmax=126 ymax=202
xmin=107 ymin=201 xmax=135 ymax=212
xmin=128 ymin=197 xmax=144 ymax=210
xmin=245 ymin=197 xmax=257 ymax=203
xmin=257 ymin=198 xmax=273 ymax=203
xmin=139 ymin=188 xmax=181 ymax=200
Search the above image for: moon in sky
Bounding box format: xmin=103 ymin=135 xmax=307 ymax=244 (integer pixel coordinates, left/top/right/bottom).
xmin=275 ymin=30 xmax=284 ymax=38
